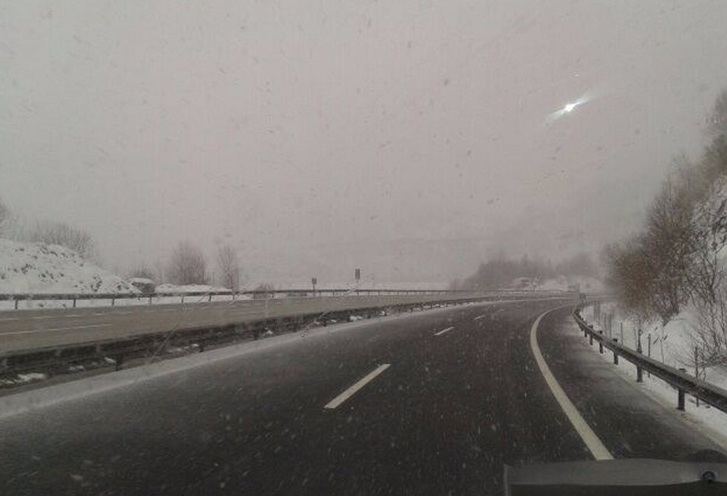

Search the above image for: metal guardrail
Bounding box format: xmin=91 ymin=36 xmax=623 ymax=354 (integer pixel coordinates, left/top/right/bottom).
xmin=573 ymin=307 xmax=727 ymax=414
xmin=0 ymin=289 xmax=469 ymax=301
xmin=0 ymin=292 xmax=517 ymax=379
xmin=0 ymin=288 xmax=562 ymax=309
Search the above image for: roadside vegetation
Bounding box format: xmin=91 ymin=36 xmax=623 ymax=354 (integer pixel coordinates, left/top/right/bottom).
xmin=605 ymin=89 xmax=727 ymax=369
xmin=0 ymin=201 xmax=244 ymax=291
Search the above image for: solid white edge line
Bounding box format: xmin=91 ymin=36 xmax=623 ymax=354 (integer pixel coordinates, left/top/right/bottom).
xmin=324 ymin=364 xmax=391 ymax=409
xmin=434 ymin=326 xmax=454 ymax=336
xmin=474 ymin=315 xmax=486 ymax=321
xmin=529 ymin=310 xmax=613 ymax=461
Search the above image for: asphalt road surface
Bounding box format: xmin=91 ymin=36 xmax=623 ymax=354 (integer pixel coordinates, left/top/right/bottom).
xmin=0 ymin=299 xmax=721 ymax=495
xmin=0 ymin=293 xmax=502 ymax=354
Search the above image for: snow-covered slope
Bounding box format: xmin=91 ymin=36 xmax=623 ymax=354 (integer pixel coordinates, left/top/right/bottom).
xmin=0 ymin=239 xmax=137 ymax=294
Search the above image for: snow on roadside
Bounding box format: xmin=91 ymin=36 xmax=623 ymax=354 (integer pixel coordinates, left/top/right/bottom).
xmin=579 ymin=306 xmax=727 ymax=448
xmin=0 ymin=239 xmax=137 ymax=295
xmin=0 ymin=239 xmax=142 ymax=310
xmin=155 ymin=283 xmax=230 ymax=294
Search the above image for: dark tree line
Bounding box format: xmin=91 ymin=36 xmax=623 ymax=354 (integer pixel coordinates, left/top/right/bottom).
xmin=456 ymin=252 xmax=598 ymax=290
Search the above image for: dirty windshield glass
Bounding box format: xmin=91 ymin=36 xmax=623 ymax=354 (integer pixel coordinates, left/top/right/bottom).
xmin=2 ymin=1 xmax=727 ymax=495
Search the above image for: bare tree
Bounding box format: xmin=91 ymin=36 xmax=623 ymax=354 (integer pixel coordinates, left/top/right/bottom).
xmin=166 ymin=241 xmax=208 ymax=285
xmin=0 ymin=198 xmax=10 ymax=237
xmin=642 ymin=178 xmax=695 ymax=325
xmin=216 ymin=245 xmax=240 ymax=290
xmin=707 ymin=89 xmax=727 ymax=139
xmin=28 ymin=220 xmax=95 ymax=259
xmin=604 ymin=239 xmax=657 ymax=328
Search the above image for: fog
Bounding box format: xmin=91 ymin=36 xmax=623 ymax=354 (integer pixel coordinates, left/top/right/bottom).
xmin=3 ymin=0 xmax=727 ymax=285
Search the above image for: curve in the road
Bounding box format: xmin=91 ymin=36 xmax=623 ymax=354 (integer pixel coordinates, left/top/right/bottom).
xmin=530 ymin=308 xmax=613 ymax=460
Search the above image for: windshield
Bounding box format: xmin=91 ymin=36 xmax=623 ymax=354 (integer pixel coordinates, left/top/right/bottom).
xmin=2 ymin=1 xmax=727 ymax=495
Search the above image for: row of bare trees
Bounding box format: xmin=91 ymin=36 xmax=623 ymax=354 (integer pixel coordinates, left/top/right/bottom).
xmin=0 ymin=199 xmax=96 ymax=259
xmin=2 ymin=198 xmax=244 ymax=290
xmin=130 ymin=242 xmax=242 ymax=290
xmin=605 ymin=90 xmax=727 ymax=367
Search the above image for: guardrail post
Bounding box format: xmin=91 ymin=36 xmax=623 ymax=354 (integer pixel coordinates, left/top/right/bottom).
xmin=111 ymin=297 xmax=115 ymax=306
xmin=14 ymin=298 xmax=18 ymax=310
xmin=694 ymin=347 xmax=700 ymax=407
xmin=598 ymin=331 xmax=604 ymax=354
xmin=208 ymin=294 xmax=212 ymax=302
xmin=73 ymin=297 xmax=77 ymax=308
xmin=612 ymin=338 xmax=619 ymax=364
xmin=148 ymin=295 xmax=153 ymax=305
xmin=589 ymin=332 xmax=593 ymax=346
xmin=677 ymin=368 xmax=686 ymax=410
xmin=636 ymin=365 xmax=643 ymax=383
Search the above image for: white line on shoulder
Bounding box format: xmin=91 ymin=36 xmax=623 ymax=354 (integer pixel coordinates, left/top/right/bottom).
xmin=529 ymin=310 xmax=613 ymax=461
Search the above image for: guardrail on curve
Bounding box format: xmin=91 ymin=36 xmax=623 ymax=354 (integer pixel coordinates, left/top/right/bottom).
xmin=573 ymin=306 xmax=727 ymax=414
xmin=0 ymin=288 xmax=568 ymax=309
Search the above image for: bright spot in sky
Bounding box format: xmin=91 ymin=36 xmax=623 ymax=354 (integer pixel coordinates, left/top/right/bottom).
xmin=547 ymin=94 xmax=592 ymax=123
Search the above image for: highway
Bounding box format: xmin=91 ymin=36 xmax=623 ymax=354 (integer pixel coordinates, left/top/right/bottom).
xmin=0 ymin=293 xmax=500 ymax=355
xmin=0 ymin=299 xmax=720 ymax=495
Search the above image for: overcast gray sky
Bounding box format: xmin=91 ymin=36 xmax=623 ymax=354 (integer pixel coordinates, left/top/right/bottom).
xmin=2 ymin=0 xmax=727 ymax=284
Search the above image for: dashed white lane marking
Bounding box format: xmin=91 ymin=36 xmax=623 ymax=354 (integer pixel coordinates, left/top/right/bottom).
xmin=529 ymin=310 xmax=613 ymax=461
xmin=324 ymin=364 xmax=391 ymax=409
xmin=473 ymin=315 xmax=487 ymax=321
xmin=434 ymin=326 xmax=454 ymax=336
xmin=0 ymin=323 xmax=113 ymax=336
xmin=0 ymin=317 xmax=19 ymax=322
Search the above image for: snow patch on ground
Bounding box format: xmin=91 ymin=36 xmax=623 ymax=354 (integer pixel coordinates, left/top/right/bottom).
xmin=155 ymin=283 xmax=231 ymax=294
xmin=579 ymin=306 xmax=727 ymax=449
xmin=0 ymin=239 xmax=137 ymax=295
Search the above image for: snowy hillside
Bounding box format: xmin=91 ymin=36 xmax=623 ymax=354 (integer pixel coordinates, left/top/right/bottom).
xmin=0 ymin=239 xmax=138 ymax=294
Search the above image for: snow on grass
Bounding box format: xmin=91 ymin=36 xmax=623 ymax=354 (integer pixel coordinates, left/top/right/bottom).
xmin=0 ymin=239 xmax=260 ymax=310
xmin=579 ymin=307 xmax=727 ymax=448
xmin=0 ymin=239 xmax=137 ymax=295
xmin=155 ymin=283 xmax=231 ymax=294
xmin=586 ymin=303 xmax=709 ymax=374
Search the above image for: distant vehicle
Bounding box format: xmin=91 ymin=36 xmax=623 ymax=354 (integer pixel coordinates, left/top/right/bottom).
xmin=128 ymin=277 xmax=156 ymax=295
